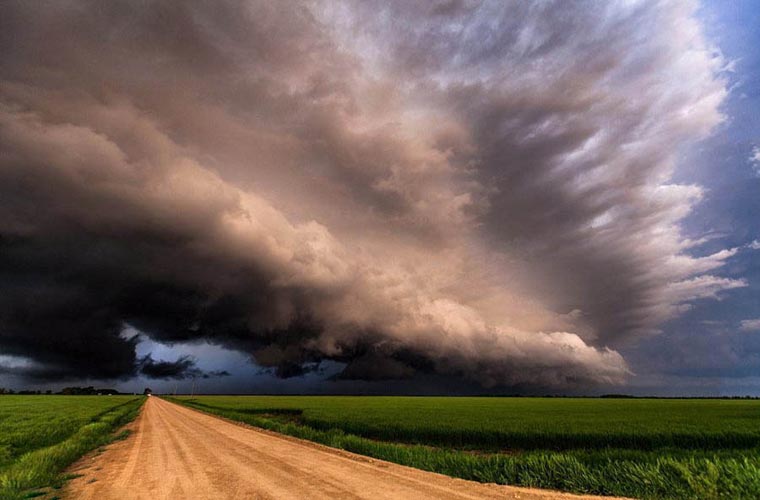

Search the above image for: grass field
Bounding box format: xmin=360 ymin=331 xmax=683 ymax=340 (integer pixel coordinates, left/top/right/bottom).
xmin=0 ymin=395 xmax=144 ymax=500
xmin=170 ymin=396 xmax=760 ymax=499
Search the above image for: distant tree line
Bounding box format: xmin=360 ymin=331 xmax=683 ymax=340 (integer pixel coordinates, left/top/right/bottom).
xmin=0 ymin=386 xmax=122 ymax=395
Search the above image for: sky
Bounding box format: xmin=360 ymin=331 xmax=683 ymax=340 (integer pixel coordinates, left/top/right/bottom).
xmin=0 ymin=0 xmax=758 ymax=395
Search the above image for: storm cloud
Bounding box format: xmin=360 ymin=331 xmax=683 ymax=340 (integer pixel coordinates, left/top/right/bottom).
xmin=138 ymin=355 xmax=229 ymax=380
xmin=0 ymin=1 xmax=742 ymax=388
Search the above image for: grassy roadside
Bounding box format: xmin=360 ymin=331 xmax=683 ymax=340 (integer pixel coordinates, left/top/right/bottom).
xmin=167 ymin=397 xmax=760 ymax=500
xmin=0 ymin=397 xmax=144 ymax=500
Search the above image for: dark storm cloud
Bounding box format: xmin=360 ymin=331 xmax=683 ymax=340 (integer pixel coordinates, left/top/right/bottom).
xmin=138 ymin=355 xmax=229 ymax=380
xmin=0 ymin=1 xmax=739 ymax=388
xmin=335 ymin=0 xmax=742 ymax=343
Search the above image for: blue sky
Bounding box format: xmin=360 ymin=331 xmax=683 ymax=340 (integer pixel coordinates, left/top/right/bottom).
xmin=621 ymin=0 xmax=760 ymax=396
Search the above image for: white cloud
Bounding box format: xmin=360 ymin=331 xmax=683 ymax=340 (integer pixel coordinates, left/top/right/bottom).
xmin=750 ymin=146 xmax=760 ymax=175
xmin=740 ymin=319 xmax=760 ymax=332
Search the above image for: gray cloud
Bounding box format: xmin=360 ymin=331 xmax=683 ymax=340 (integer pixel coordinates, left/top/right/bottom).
xmin=138 ymin=355 xmax=230 ymax=380
xmin=0 ymin=0 xmax=740 ymax=389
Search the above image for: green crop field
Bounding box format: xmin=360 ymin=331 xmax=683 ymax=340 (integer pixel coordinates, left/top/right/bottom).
xmin=170 ymin=395 xmax=760 ymax=499
xmin=0 ymin=395 xmax=144 ymax=500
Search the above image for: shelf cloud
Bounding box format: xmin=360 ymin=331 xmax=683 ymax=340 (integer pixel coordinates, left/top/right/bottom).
xmin=0 ymin=0 xmax=743 ymax=388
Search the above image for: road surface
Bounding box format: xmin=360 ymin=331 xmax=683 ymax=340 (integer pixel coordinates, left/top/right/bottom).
xmin=62 ymin=397 xmax=625 ymax=500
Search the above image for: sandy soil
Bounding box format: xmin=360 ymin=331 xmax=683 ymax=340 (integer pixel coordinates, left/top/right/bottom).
xmin=61 ymin=397 xmax=628 ymax=500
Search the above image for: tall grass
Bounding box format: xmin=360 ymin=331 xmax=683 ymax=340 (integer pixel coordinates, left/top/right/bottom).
xmin=170 ymin=396 xmax=760 ymax=499
xmin=170 ymin=396 xmax=760 ymax=450
xmin=0 ymin=396 xmax=144 ymax=500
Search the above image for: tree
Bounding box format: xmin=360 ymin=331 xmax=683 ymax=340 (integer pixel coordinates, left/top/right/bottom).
xmin=143 ymin=388 xmax=152 ymax=395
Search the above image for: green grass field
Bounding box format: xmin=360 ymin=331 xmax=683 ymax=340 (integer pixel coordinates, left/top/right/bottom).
xmin=170 ymin=396 xmax=760 ymax=499
xmin=0 ymin=395 xmax=144 ymax=500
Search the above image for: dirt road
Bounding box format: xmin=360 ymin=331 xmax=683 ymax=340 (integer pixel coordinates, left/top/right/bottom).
xmin=62 ymin=397 xmax=623 ymax=500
